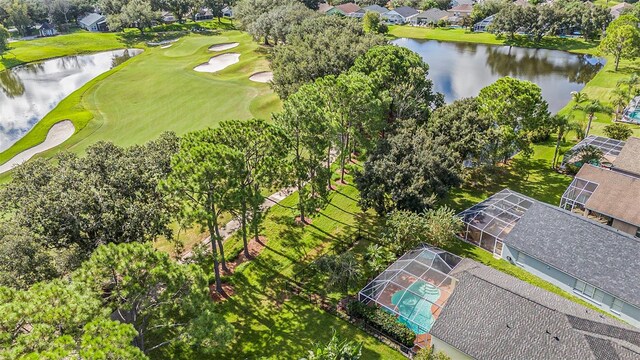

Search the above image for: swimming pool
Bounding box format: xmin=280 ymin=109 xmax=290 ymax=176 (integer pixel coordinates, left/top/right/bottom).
xmin=625 ymin=110 xmax=640 ymax=123
xmin=390 ymin=280 xmax=441 ymax=334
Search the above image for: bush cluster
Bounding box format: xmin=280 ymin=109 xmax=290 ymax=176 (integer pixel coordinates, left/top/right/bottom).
xmin=346 ymin=300 xmax=415 ymax=347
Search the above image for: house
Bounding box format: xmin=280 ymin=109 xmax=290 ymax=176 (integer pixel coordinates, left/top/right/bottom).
xmin=358 ymin=245 xmax=640 ymax=358
xmin=383 ymin=6 xmax=419 ymax=24
xmin=78 ymin=13 xmax=107 ymax=32
xmin=431 ymin=259 xmax=640 ymax=359
xmin=161 ymin=11 xmax=177 ymax=23
xmin=611 ymin=2 xmax=634 ymax=19
xmin=38 ymin=22 xmax=56 ymax=37
xmin=447 ymin=4 xmax=473 ymax=18
xmin=195 ymin=8 xmax=214 ymax=20
xmin=560 ymin=138 xmax=640 ymax=237
xmin=560 ymin=135 xmax=627 ymax=170
xmin=327 ymin=3 xmax=362 ymax=17
xmin=222 ymin=6 xmax=233 ymax=18
xmin=451 ymin=0 xmax=474 ymax=6
xmin=362 ymin=4 xmax=388 ymax=15
xmin=458 ymin=189 xmax=640 ymax=327
xmin=414 ymin=9 xmax=450 ymax=26
xmin=473 ymin=14 xmax=494 ymax=32
xmin=318 ymin=3 xmax=334 ymax=13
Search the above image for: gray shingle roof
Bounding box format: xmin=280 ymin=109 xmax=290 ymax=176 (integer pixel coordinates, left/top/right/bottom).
xmin=363 ymin=5 xmax=388 ymax=14
xmin=79 ymin=13 xmax=105 ymax=27
xmin=430 ymin=260 xmax=640 ymax=360
xmin=393 ymin=6 xmax=419 ymax=18
xmin=503 ymin=200 xmax=640 ymax=308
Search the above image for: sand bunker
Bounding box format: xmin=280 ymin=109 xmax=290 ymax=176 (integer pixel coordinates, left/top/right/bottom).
xmin=249 ymin=71 xmax=273 ymax=83
xmin=0 ymin=120 xmax=75 ymax=174
xmin=161 ymin=44 xmax=172 ymax=49
xmin=209 ymin=42 xmax=239 ymax=51
xmin=194 ymin=53 xmax=240 ymax=73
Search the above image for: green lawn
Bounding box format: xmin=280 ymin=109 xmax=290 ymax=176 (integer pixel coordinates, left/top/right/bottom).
xmin=0 ymin=30 xmax=280 ymax=173
xmin=211 ymin=174 xmax=405 ymax=359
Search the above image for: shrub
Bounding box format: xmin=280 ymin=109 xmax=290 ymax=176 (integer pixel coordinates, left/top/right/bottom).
xmin=604 ymin=123 xmax=633 ymax=141
xmin=346 ymin=301 xmax=415 ymax=347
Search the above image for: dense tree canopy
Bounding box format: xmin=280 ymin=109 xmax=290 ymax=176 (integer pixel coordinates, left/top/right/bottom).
xmin=0 ymin=133 xmax=178 ymax=279
xmin=270 ymin=16 xmax=385 ymax=99
xmin=599 ymin=15 xmax=640 ymax=71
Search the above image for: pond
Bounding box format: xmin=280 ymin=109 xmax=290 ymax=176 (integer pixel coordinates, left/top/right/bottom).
xmin=0 ymin=49 xmax=142 ymax=152
xmin=393 ymin=38 xmax=605 ymax=113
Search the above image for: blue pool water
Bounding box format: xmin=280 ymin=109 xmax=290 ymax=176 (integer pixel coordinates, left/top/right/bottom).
xmin=627 ymin=110 xmax=640 ymax=122
xmin=390 ymin=280 xmax=441 ymax=334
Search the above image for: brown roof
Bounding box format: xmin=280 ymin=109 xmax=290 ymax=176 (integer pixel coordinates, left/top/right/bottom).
xmin=612 ymin=137 xmax=640 ymax=176
xmin=335 ymin=2 xmax=361 ymax=14
xmin=318 ymin=3 xmax=333 ymax=13
xmin=577 ymin=164 xmax=640 ymax=227
xmin=449 ymin=4 xmax=473 ymax=12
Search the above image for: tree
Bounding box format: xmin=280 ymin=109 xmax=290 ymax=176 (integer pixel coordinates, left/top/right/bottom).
xmin=301 ymin=331 xmax=362 ymax=360
xmin=604 ymin=123 xmax=633 ymax=141
xmin=363 ymin=11 xmax=386 ymax=34
xmin=274 ymin=82 xmax=332 ymax=223
xmin=163 ymin=130 xmax=243 ymax=293
xmin=0 ymin=24 xmax=9 ymax=58
xmin=0 ymin=280 xmax=145 ymax=359
xmin=49 ymin=0 xmax=71 ymax=23
xmin=491 ymin=4 xmax=522 ymax=39
xmin=610 ymin=87 xmax=628 ymax=121
xmin=204 ymin=0 xmax=224 ymax=21
xmin=356 ymin=120 xmax=461 ymax=215
xmin=477 ymin=77 xmax=550 ymax=164
xmin=315 ymin=252 xmax=362 ymax=295
xmin=550 ymin=114 xmax=582 ymax=169
xmin=270 ymin=15 xmax=385 ymax=98
xmin=350 ymin=45 xmax=442 ymax=123
xmin=414 ymin=346 xmax=452 ymax=360
xmin=599 ymin=21 xmax=640 ymax=71
xmin=471 ymin=0 xmax=509 ymax=25
xmin=299 ymin=0 xmax=319 ymax=10
xmin=427 ymin=98 xmax=493 ymax=166
xmin=5 ymin=0 xmax=31 ymax=36
xmin=74 ymin=243 xmax=233 ymax=357
xmin=0 ymin=133 xmax=178 ymax=266
xmin=573 ymin=100 xmax=611 ymax=137
xmin=162 ymin=0 xmax=193 ymax=22
xmin=212 ymin=119 xmax=289 ymax=258
xmin=106 ymin=0 xmax=157 ymax=34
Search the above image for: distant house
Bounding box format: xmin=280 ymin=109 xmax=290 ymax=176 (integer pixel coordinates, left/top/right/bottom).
xmin=362 ymin=4 xmax=388 ymax=15
xmin=383 ymin=6 xmax=419 ymax=24
xmin=318 ymin=3 xmax=334 ymax=13
xmin=414 ymin=9 xmax=450 ymax=26
xmin=78 ymin=13 xmax=107 ymax=32
xmin=327 ymin=3 xmax=362 ymax=17
xmin=474 ymin=14 xmax=494 ymax=32
xmin=458 ymin=189 xmax=640 ymax=327
xmin=195 ymin=8 xmax=214 ymax=20
xmin=38 ymin=22 xmax=56 ymax=37
xmin=451 ymin=0 xmax=474 ymax=6
xmin=448 ymin=4 xmax=473 ymax=18
xmin=222 ymin=6 xmax=233 ymax=18
xmin=610 ymin=2 xmax=634 ymax=19
xmin=161 ymin=11 xmax=177 ymax=23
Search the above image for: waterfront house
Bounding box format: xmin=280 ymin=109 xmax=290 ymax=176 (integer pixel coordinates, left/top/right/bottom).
xmin=78 ymin=13 xmax=107 ymax=32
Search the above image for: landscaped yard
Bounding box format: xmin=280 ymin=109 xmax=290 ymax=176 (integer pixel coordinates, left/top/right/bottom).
xmin=0 ymin=30 xmax=280 ymax=174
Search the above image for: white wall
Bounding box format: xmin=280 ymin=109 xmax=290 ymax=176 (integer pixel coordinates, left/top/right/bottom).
xmin=431 ymin=336 xmax=474 ymax=360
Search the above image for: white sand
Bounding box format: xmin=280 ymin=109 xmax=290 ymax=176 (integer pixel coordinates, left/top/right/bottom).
xmin=161 ymin=44 xmax=172 ymax=49
xmin=194 ymin=53 xmax=240 ymax=73
xmin=249 ymin=71 xmax=273 ymax=83
xmin=209 ymin=42 xmax=239 ymax=51
xmin=0 ymin=120 xmax=75 ymax=174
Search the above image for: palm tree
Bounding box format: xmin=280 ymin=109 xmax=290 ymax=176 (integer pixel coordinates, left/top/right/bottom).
xmin=571 ymin=91 xmax=589 ymax=104
xmin=551 ymin=114 xmax=583 ymax=169
xmin=610 ymin=88 xmax=628 ymax=121
xmin=573 ymin=100 xmax=612 ymax=137
xmin=617 ymin=74 xmax=640 ymax=99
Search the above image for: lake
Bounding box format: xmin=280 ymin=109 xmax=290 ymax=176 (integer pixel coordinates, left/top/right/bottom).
xmin=393 ymin=38 xmax=605 ymax=113
xmin=0 ymin=49 xmax=141 ymax=152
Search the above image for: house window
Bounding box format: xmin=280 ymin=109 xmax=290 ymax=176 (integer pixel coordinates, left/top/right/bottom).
xmin=635 ymin=228 xmax=640 ymax=238
xmin=612 ymin=298 xmax=624 ymax=314
xmin=574 ymin=280 xmax=604 ymax=304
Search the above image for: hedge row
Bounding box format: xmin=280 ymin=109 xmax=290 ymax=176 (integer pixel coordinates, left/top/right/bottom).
xmin=346 ymin=300 xmax=415 ymax=348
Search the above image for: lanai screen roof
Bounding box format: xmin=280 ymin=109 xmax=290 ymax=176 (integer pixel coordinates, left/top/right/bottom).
xmin=358 ymin=246 xmax=462 ymax=335
xmin=561 ymin=135 xmax=626 ymax=167
xmin=458 ymin=189 xmax=534 ymax=244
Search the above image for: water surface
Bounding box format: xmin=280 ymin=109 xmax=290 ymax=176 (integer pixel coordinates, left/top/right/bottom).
xmin=393 ymin=38 xmax=605 ymax=113
xmin=0 ymin=49 xmax=141 ymax=151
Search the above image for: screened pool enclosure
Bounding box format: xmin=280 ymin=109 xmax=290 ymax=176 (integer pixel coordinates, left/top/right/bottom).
xmin=358 ymin=246 xmax=462 ymax=347
xmin=560 ymin=177 xmax=598 ymax=214
xmin=561 ymin=135 xmax=625 ymax=169
xmin=457 ymin=189 xmax=534 ymax=256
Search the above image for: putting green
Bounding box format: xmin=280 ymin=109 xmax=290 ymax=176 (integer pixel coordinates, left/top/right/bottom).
xmin=0 ymin=31 xmax=280 ymax=165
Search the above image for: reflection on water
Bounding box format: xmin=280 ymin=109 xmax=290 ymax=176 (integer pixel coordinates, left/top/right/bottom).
xmin=392 ymin=38 xmax=604 ymax=113
xmin=0 ymin=49 xmax=141 ymax=152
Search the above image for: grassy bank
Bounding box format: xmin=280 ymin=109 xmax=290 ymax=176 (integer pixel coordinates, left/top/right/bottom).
xmin=1 ymin=31 xmax=127 ymax=71
xmin=0 ymin=31 xmax=280 ymax=177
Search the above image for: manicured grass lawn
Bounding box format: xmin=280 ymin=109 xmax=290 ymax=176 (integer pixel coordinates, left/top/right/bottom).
xmin=388 ymin=27 xmax=599 ymax=54
xmin=212 ymin=174 xmax=405 ymax=359
xmin=0 ymin=30 xmax=280 ymax=173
